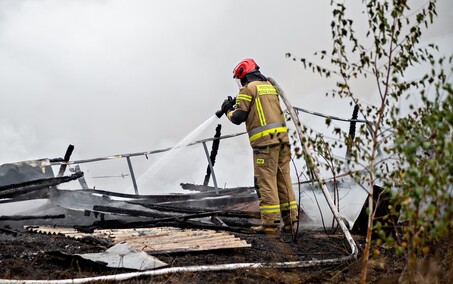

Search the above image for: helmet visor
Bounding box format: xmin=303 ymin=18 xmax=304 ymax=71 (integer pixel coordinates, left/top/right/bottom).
xmin=235 ymin=78 xmax=242 ymax=89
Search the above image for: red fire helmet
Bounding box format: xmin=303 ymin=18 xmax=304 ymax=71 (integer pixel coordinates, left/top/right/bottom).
xmin=233 ymin=58 xmax=259 ymax=79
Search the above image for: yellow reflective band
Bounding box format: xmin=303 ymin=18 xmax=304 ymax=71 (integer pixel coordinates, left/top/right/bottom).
xmin=260 ymin=204 xmax=281 ymax=214
xmin=260 ymin=209 xmax=281 ymax=213
xmin=280 ymin=204 xmax=297 ymax=211
xmin=237 ymin=94 xmax=252 ymax=102
xmin=260 ymin=204 xmax=280 ymax=209
xmin=281 ymin=201 xmax=298 ymax=210
xmin=249 ymin=127 xmax=288 ymax=142
xmin=255 ymin=97 xmax=266 ymax=126
xmin=280 ymin=201 xmax=296 ymax=207
xmin=256 ymin=158 xmax=264 ymax=165
xmin=257 ymin=85 xmax=278 ymax=95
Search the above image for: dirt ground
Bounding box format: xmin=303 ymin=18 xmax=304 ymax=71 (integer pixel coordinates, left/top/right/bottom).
xmin=3 ymin=224 xmax=446 ymax=284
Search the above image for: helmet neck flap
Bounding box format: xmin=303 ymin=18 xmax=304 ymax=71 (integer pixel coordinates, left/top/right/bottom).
xmin=240 ymin=70 xmax=267 ymax=87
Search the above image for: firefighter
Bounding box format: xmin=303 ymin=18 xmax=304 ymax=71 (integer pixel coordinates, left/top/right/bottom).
xmin=219 ymin=58 xmax=298 ymax=236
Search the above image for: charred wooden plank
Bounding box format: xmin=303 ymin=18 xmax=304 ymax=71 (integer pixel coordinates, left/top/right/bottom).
xmin=160 ymin=195 xmax=258 ymax=209
xmin=170 ymin=220 xmax=254 ymax=234
xmin=93 ymin=205 xmax=175 ymax=218
xmin=75 ymin=186 xmax=255 ymax=201
xmin=83 ymin=217 xmax=253 ymax=234
xmin=93 ymin=205 xmax=220 ymax=222
xmin=203 ymin=124 xmax=222 ymax=186
xmin=0 ymin=214 xmax=65 ymax=221
xmin=128 ymin=202 xmax=260 ymax=219
xmin=0 ymin=226 xmax=19 ymax=236
xmin=180 ymin=183 xmax=254 ymax=193
xmin=57 ymin=144 xmax=75 ymax=177
xmin=211 ymin=216 xmax=228 ymax=227
xmin=212 ymin=217 xmax=257 ymax=228
xmin=0 ymin=172 xmax=83 ymax=199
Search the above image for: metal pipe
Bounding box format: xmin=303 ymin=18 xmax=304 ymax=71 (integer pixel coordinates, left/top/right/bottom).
xmin=292 ymin=106 xmax=368 ymax=123
xmin=202 ymin=142 xmax=219 ymax=194
xmin=72 ymin=165 xmax=89 ymax=189
xmin=126 ymin=157 xmax=139 ymax=195
xmin=49 ymin=132 xmax=247 ymax=166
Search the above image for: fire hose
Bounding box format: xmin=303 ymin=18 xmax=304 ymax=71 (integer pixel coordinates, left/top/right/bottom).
xmin=267 ymin=76 xmax=358 ymax=257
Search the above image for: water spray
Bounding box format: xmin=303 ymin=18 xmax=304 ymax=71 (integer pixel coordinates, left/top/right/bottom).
xmin=135 ymin=115 xmax=218 ymax=192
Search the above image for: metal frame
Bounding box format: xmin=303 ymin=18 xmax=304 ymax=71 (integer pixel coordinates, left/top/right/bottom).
xmin=50 ymin=132 xmax=247 ymax=195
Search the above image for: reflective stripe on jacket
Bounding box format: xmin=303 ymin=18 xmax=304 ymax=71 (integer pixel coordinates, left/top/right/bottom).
xmin=227 ymin=80 xmax=289 ymax=147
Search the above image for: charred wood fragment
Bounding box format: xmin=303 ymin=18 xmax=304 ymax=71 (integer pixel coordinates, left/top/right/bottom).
xmin=180 ymin=183 xmax=254 ymax=193
xmin=203 ymin=124 xmax=222 ymax=186
xmin=73 ymin=165 xmax=89 ymax=190
xmin=346 ymin=104 xmax=359 ymax=160
xmin=0 ymin=214 xmax=65 ymax=221
xmin=216 ymin=218 xmax=257 ymax=229
xmin=93 ymin=205 xmax=176 ymax=218
xmin=71 ymin=165 xmax=91 ymax=216
xmin=77 ymin=186 xmax=254 ymax=203
xmin=57 ymin=144 xmax=75 ymax=177
xmin=163 ymin=195 xmax=258 ymax=209
xmin=179 ymin=220 xmax=254 ymax=234
xmin=211 ymin=216 xmax=228 ymax=227
xmin=0 ymin=226 xmax=19 ymax=236
xmin=81 ymin=217 xmax=253 ymax=234
xmin=0 ymin=172 xmax=82 ymax=192
xmin=79 ymin=235 xmax=113 ymax=246
xmin=130 ymin=202 xmax=260 ymax=219
xmin=0 ymin=172 xmax=83 ymax=199
xmin=93 ymin=205 xmax=220 ymax=222
xmin=73 ymin=225 xmax=96 ymax=234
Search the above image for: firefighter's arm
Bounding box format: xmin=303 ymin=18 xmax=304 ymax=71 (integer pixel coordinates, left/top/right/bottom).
xmin=226 ymin=90 xmax=251 ymax=125
xmin=227 ymin=108 xmax=248 ymax=125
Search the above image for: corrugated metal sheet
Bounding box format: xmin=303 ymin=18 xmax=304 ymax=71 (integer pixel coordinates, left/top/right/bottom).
xmin=77 ymin=242 xmax=167 ymax=270
xmin=26 ymin=226 xmax=251 ymax=254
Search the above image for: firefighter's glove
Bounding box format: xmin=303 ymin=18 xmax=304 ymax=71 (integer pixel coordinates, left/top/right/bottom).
xmin=221 ymin=96 xmax=235 ymax=115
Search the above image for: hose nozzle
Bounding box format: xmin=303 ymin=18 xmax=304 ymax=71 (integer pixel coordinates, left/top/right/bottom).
xmin=215 ymin=109 xmax=224 ymax=118
xmin=215 ymin=96 xmax=234 ymax=118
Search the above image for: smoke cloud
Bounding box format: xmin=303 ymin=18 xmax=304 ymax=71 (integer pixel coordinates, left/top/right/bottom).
xmin=0 ymin=0 xmax=452 ymax=196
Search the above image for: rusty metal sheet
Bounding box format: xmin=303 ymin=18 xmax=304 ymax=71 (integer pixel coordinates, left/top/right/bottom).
xmin=26 ymin=226 xmax=251 ymax=254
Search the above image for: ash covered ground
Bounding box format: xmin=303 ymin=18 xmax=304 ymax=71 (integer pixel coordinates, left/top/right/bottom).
xmin=0 ymin=225 xmax=423 ymax=284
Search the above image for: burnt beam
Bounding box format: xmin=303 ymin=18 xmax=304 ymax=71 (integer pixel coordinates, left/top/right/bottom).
xmin=93 ymin=205 xmax=220 ymax=222
xmin=203 ymin=124 xmax=222 ymax=186
xmin=0 ymin=214 xmax=65 ymax=221
xmin=131 ymin=202 xmax=260 ymax=219
xmin=0 ymin=172 xmax=83 ymax=199
xmin=57 ymin=144 xmax=75 ymax=177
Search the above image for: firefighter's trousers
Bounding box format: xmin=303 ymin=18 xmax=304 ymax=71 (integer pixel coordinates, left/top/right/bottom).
xmin=253 ymin=143 xmax=298 ymax=227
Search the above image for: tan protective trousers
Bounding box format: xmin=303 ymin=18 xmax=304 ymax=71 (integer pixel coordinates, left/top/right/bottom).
xmin=253 ymin=143 xmax=299 ymax=227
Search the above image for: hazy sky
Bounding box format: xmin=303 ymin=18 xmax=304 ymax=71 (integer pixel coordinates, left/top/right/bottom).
xmin=1 ymin=0 xmax=452 ymax=194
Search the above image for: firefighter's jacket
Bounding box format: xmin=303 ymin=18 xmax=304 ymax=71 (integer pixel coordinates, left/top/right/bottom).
xmin=227 ymin=80 xmax=289 ymax=148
